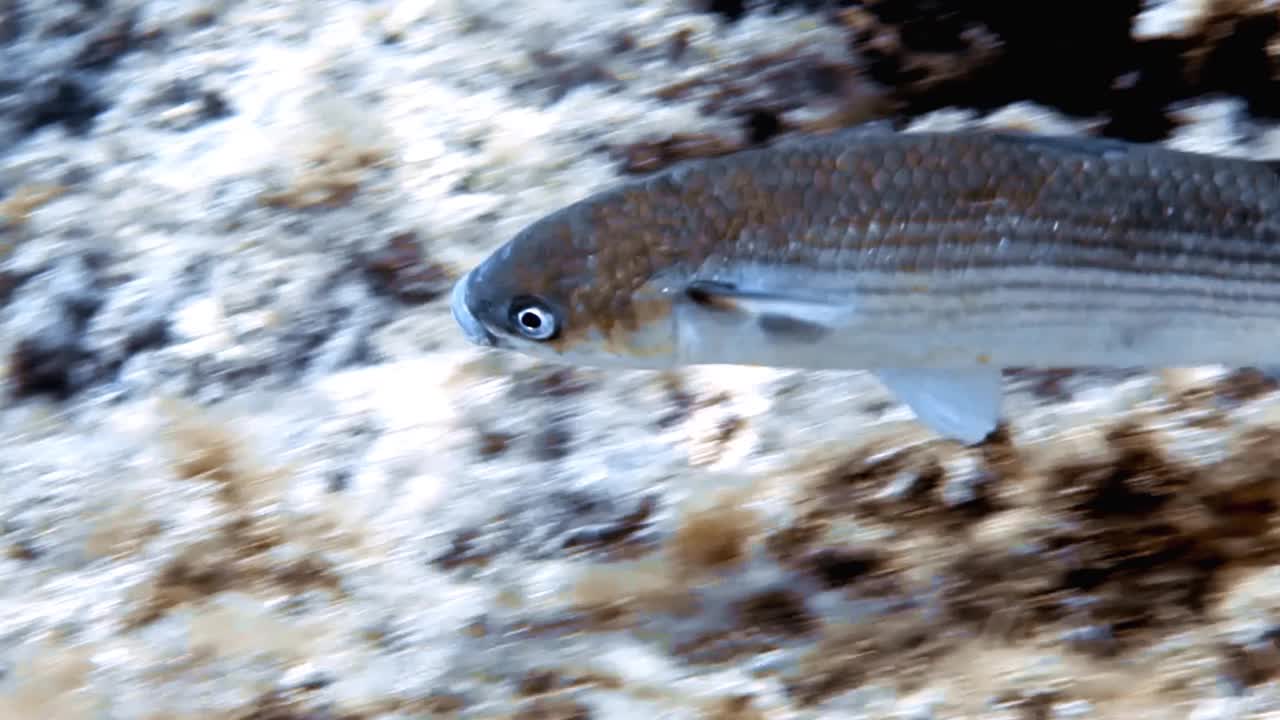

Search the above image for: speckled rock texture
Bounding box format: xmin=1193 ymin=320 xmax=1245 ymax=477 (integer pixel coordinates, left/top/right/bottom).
xmin=5 ymin=1 xmax=1280 ymax=718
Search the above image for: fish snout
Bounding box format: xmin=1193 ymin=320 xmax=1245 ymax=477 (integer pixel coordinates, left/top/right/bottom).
xmin=450 ymin=271 xmax=497 ymax=348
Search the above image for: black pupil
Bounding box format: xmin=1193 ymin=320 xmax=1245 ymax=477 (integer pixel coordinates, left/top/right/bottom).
xmin=520 ymin=310 xmax=542 ymax=329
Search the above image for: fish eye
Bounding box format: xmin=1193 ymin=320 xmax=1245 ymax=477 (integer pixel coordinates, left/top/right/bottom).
xmin=508 ymin=297 xmax=559 ymax=341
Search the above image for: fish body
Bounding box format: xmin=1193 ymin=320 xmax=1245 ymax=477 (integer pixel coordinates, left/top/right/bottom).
xmin=450 ymin=126 xmax=1280 ymax=443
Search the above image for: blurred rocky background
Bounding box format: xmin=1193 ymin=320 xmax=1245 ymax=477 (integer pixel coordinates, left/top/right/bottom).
xmin=3 ymin=1 xmax=1280 ymax=718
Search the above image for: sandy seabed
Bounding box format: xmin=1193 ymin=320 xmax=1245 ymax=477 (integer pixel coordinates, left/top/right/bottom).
xmin=4 ymin=1 xmax=1280 ymax=718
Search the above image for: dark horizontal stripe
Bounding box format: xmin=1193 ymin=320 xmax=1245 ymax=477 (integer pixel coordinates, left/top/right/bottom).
xmin=771 ymin=256 xmax=1280 ymax=301
xmin=852 ymin=300 xmax=1280 ymax=329
xmin=796 ymin=234 xmax=1280 ymax=286
xmin=794 ymin=219 xmax=1280 ymax=279
xmin=848 ymin=223 xmax=1280 ymax=267
xmin=895 ymin=255 xmax=1280 ymax=287
xmin=846 ymin=276 xmax=1280 ymax=307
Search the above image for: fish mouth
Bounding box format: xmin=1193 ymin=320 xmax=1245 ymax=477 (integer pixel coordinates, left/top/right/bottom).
xmin=450 ymin=271 xmax=497 ymax=348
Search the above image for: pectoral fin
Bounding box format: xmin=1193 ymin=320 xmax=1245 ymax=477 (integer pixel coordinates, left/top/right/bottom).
xmin=684 ymin=280 xmax=854 ymax=344
xmin=874 ymin=368 xmax=1003 ymax=445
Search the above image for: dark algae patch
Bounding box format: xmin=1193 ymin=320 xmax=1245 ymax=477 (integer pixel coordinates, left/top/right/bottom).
xmin=623 ymin=0 xmax=1280 ymax=172
xmin=533 ymin=393 xmax=1280 ymax=712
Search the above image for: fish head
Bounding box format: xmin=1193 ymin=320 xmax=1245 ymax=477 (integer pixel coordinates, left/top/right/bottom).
xmin=451 ymin=187 xmax=690 ymax=370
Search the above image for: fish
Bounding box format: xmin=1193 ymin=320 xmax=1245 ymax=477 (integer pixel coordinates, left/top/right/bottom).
xmin=450 ymin=125 xmax=1280 ymax=445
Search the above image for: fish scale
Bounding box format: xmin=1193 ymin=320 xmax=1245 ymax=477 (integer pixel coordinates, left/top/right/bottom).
xmin=451 ymin=125 xmax=1280 ymax=444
